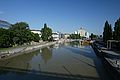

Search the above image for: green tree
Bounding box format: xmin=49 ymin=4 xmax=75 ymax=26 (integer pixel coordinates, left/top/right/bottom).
xmin=113 ymin=18 xmax=120 ymax=40
xmin=90 ymin=33 xmax=94 ymax=40
xmin=41 ymin=23 xmax=52 ymax=41
xmin=69 ymin=34 xmax=81 ymax=39
xmin=10 ymin=22 xmax=34 ymax=45
xmin=10 ymin=22 xmax=29 ymax=31
xmin=103 ymin=21 xmax=112 ymax=43
xmin=0 ymin=21 xmax=40 ymax=48
xmin=0 ymin=28 xmax=12 ymax=47
xmin=33 ymin=33 xmax=40 ymax=42
xmin=90 ymin=33 xmax=97 ymax=40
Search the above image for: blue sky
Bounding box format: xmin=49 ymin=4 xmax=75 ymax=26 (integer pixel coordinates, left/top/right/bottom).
xmin=0 ymin=0 xmax=120 ymax=35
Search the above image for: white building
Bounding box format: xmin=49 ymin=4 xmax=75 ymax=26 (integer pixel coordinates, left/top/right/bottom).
xmin=52 ymin=32 xmax=59 ymax=41
xmin=63 ymin=33 xmax=70 ymax=39
xmin=85 ymin=32 xmax=89 ymax=38
xmin=77 ymin=27 xmax=86 ymax=37
xmin=31 ymin=30 xmax=41 ymax=37
xmin=75 ymin=27 xmax=89 ymax=38
xmin=74 ymin=31 xmax=77 ymax=34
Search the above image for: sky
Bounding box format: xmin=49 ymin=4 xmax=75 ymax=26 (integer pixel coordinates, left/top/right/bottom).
xmin=0 ymin=0 xmax=120 ymax=35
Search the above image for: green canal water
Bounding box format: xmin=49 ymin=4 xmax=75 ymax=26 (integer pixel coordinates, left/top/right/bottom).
xmin=0 ymin=41 xmax=111 ymax=80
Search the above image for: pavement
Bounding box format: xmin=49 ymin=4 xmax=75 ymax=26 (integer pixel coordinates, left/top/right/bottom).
xmin=102 ymin=50 xmax=120 ymax=71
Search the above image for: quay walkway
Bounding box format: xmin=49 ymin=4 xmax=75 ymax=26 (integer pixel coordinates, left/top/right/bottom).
xmin=91 ymin=42 xmax=120 ymax=80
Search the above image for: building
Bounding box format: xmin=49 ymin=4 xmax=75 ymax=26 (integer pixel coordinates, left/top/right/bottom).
xmin=75 ymin=27 xmax=89 ymax=38
xmin=85 ymin=32 xmax=89 ymax=38
xmin=74 ymin=31 xmax=77 ymax=34
xmin=52 ymin=32 xmax=59 ymax=41
xmin=63 ymin=33 xmax=70 ymax=39
xmin=31 ymin=30 xmax=41 ymax=37
xmin=77 ymin=27 xmax=86 ymax=37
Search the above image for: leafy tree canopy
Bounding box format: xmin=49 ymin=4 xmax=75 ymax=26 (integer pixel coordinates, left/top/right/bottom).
xmin=103 ymin=21 xmax=112 ymax=43
xmin=69 ymin=34 xmax=81 ymax=39
xmin=10 ymin=22 xmax=29 ymax=31
xmin=0 ymin=22 xmax=40 ymax=48
xmin=41 ymin=23 xmax=52 ymax=41
xmin=113 ymin=18 xmax=120 ymax=40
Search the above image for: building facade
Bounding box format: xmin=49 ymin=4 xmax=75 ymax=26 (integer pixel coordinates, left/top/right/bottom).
xmin=31 ymin=30 xmax=41 ymax=37
xmin=77 ymin=27 xmax=86 ymax=37
xmin=63 ymin=33 xmax=70 ymax=39
xmin=74 ymin=27 xmax=89 ymax=38
xmin=85 ymin=32 xmax=89 ymax=38
xmin=52 ymin=32 xmax=59 ymax=41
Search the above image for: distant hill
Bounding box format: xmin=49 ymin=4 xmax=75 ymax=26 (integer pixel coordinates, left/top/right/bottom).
xmin=0 ymin=20 xmax=11 ymax=29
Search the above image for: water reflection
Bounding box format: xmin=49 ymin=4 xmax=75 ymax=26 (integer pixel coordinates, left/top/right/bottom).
xmin=0 ymin=50 xmax=40 ymax=70
xmin=53 ymin=43 xmax=63 ymax=49
xmin=0 ymin=41 xmax=111 ymax=80
xmin=64 ymin=41 xmax=85 ymax=48
xmin=53 ymin=44 xmax=59 ymax=49
xmin=40 ymin=47 xmax=52 ymax=63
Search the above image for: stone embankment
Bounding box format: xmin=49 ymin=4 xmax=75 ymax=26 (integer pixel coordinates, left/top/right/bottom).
xmin=0 ymin=39 xmax=81 ymax=59
xmin=0 ymin=41 xmax=58 ymax=59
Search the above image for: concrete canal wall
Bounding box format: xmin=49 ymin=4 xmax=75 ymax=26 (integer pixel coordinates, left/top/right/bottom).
xmin=0 ymin=39 xmax=74 ymax=59
xmin=0 ymin=39 xmax=89 ymax=59
xmin=0 ymin=41 xmax=58 ymax=59
xmin=91 ymin=43 xmax=120 ymax=80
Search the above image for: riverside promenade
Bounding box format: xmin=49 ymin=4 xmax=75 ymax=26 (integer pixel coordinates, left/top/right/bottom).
xmin=102 ymin=50 xmax=120 ymax=80
xmin=91 ymin=42 xmax=120 ymax=80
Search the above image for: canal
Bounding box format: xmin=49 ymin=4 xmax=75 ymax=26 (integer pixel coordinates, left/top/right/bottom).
xmin=0 ymin=41 xmax=111 ymax=80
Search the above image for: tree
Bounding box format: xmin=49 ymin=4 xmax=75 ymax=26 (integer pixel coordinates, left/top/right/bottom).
xmin=113 ymin=18 xmax=120 ymax=40
xmin=33 ymin=33 xmax=40 ymax=42
xmin=90 ymin=33 xmax=97 ymax=40
xmin=90 ymin=33 xmax=94 ymax=40
xmin=10 ymin=22 xmax=38 ymax=45
xmin=41 ymin=23 xmax=52 ymax=41
xmin=103 ymin=21 xmax=112 ymax=43
xmin=0 ymin=21 xmax=40 ymax=48
xmin=69 ymin=34 xmax=81 ymax=39
xmin=10 ymin=22 xmax=29 ymax=45
xmin=10 ymin=22 xmax=29 ymax=31
xmin=0 ymin=28 xmax=12 ymax=47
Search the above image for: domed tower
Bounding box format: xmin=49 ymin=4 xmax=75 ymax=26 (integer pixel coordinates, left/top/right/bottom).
xmin=77 ymin=27 xmax=86 ymax=37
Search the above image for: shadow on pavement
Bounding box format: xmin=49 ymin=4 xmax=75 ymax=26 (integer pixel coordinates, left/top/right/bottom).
xmin=0 ymin=66 xmax=99 ymax=80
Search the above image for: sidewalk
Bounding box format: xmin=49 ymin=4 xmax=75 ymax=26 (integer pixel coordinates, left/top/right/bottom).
xmin=92 ymin=42 xmax=120 ymax=80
